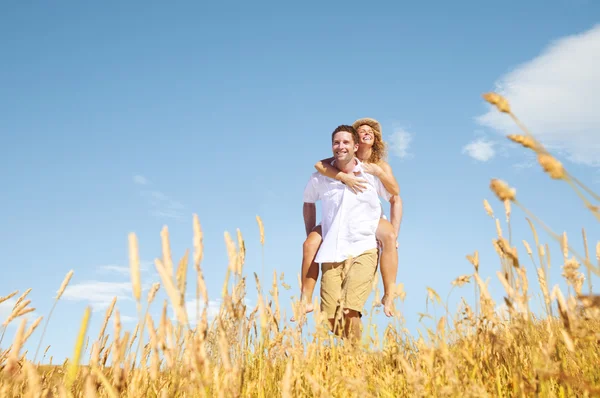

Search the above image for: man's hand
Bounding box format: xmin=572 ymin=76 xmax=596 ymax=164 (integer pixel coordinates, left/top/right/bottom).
xmin=382 ymin=293 xmax=395 ymax=317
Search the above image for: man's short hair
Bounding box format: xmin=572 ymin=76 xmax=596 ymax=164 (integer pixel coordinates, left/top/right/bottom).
xmin=331 ymin=125 xmax=360 ymax=146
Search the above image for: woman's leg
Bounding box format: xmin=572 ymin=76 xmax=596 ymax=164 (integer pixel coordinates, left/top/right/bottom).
xmin=300 ymin=225 xmax=322 ymax=310
xmin=375 ymin=218 xmax=398 ymax=317
xmin=292 ymin=225 xmax=323 ymax=322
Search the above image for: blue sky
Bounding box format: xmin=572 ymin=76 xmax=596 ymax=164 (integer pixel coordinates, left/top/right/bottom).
xmin=1 ymin=1 xmax=599 ymax=363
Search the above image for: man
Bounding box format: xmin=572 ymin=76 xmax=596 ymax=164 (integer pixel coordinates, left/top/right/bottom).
xmin=300 ymin=117 xmax=402 ymax=318
xmin=302 ymin=124 xmax=392 ymax=341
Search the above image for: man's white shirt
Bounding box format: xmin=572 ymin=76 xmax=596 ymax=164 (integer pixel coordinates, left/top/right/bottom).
xmin=303 ymin=158 xmax=392 ymax=263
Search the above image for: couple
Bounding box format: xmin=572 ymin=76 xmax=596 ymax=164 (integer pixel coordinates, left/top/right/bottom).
xmin=298 ymin=118 xmax=403 ymax=341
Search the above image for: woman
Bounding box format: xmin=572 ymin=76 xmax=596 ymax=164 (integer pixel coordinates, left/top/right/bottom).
xmin=298 ymin=118 xmax=402 ymax=319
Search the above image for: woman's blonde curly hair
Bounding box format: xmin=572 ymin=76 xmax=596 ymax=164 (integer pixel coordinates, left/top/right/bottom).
xmin=352 ymin=118 xmax=387 ymax=164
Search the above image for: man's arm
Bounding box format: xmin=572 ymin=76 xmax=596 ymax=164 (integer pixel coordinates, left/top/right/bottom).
xmin=303 ymin=203 xmax=316 ymax=237
xmin=315 ymin=157 xmax=367 ymax=193
xmin=302 ymin=175 xmax=319 ymax=236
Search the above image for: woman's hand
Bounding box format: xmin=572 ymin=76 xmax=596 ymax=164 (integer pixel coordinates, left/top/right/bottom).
xmin=362 ymin=162 xmax=383 ymax=177
xmin=339 ymin=173 xmax=368 ymax=194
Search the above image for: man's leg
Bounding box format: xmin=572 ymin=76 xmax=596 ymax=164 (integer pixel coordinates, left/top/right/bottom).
xmin=319 ymin=261 xmax=343 ymax=333
xmin=375 ymin=219 xmax=398 ymax=317
xmin=340 ymin=248 xmax=379 ymax=342
xmin=343 ymin=309 xmax=362 ymax=343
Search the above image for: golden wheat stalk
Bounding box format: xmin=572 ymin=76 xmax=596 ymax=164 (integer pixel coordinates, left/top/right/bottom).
xmin=65 ymin=307 xmax=91 ymax=391
xmin=161 ymin=225 xmax=174 ymax=277
xmin=256 ymin=215 xmax=265 ymax=293
xmin=3 ymin=317 xmax=27 ymax=375
xmin=128 ymin=233 xmax=142 ymax=303
xmin=13 ymin=288 xmax=32 ymax=310
xmin=192 ymin=213 xmax=205 ymax=330
xmin=97 ymin=297 xmax=117 ymax=342
xmin=489 ymin=178 xmax=600 ymax=277
xmin=517 ymin=201 xmax=599 ymax=276
xmin=485 ymin=92 xmax=600 ymax=220
xmin=23 ymin=316 xmax=43 ymax=343
xmin=578 ymin=228 xmax=593 ymax=295
xmin=155 ymin=258 xmax=190 ymax=329
xmin=33 ymin=270 xmax=73 ymax=363
xmin=23 ymin=360 xmax=42 ymax=397
xmin=0 ymin=290 xmax=18 ymax=306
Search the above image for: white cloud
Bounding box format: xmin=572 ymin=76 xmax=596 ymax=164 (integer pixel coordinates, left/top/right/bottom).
xmin=97 ymin=265 xmax=131 ymax=276
xmin=62 ymin=281 xmax=133 ymax=311
xmin=119 ymin=315 xmax=138 ymax=323
xmin=183 ymin=299 xmax=222 ymax=325
xmin=97 ymin=262 xmax=152 ymax=276
xmin=462 ymin=138 xmax=496 ymax=162
xmin=475 ymin=24 xmax=600 ymax=166
xmin=512 ymin=151 xmax=537 ymax=171
xmin=133 ymin=175 xmax=149 ymax=185
xmin=0 ymin=298 xmax=39 ymax=327
xmin=133 ymin=176 xmax=186 ymax=221
xmin=0 ymin=300 xmax=13 ymax=322
xmin=175 ymin=298 xmax=253 ymax=326
xmin=388 ymin=128 xmax=413 ymax=159
xmin=144 ymin=190 xmax=185 ymax=220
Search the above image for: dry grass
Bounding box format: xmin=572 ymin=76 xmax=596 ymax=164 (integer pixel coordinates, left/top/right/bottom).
xmin=1 ymin=93 xmax=600 ymax=397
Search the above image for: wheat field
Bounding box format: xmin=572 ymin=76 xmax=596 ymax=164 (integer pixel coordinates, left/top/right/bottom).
xmin=1 ymin=93 xmax=599 ymax=397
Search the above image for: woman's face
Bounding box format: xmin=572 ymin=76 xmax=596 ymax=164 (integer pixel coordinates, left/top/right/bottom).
xmin=357 ymin=125 xmax=375 ymax=146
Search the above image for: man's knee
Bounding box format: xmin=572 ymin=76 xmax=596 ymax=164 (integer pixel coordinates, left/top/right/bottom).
xmin=343 ymin=310 xmax=362 ymax=340
xmin=344 ymin=309 xmax=361 ymax=319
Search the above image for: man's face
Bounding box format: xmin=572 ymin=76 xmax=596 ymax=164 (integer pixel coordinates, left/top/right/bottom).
xmin=357 ymin=124 xmax=374 ymax=146
xmin=332 ymin=131 xmax=359 ymax=162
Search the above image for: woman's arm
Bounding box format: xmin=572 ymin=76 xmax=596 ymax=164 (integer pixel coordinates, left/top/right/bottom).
xmin=363 ymin=161 xmax=400 ymax=196
xmin=378 ymin=162 xmax=400 ymax=196
xmin=388 ymin=194 xmax=403 ymax=237
xmin=314 ymin=157 xmax=368 ymax=193
xmin=314 ymin=157 xmax=340 ymax=180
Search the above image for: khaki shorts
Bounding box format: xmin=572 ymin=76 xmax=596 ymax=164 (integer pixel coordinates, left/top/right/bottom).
xmin=320 ymin=248 xmax=378 ymax=319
